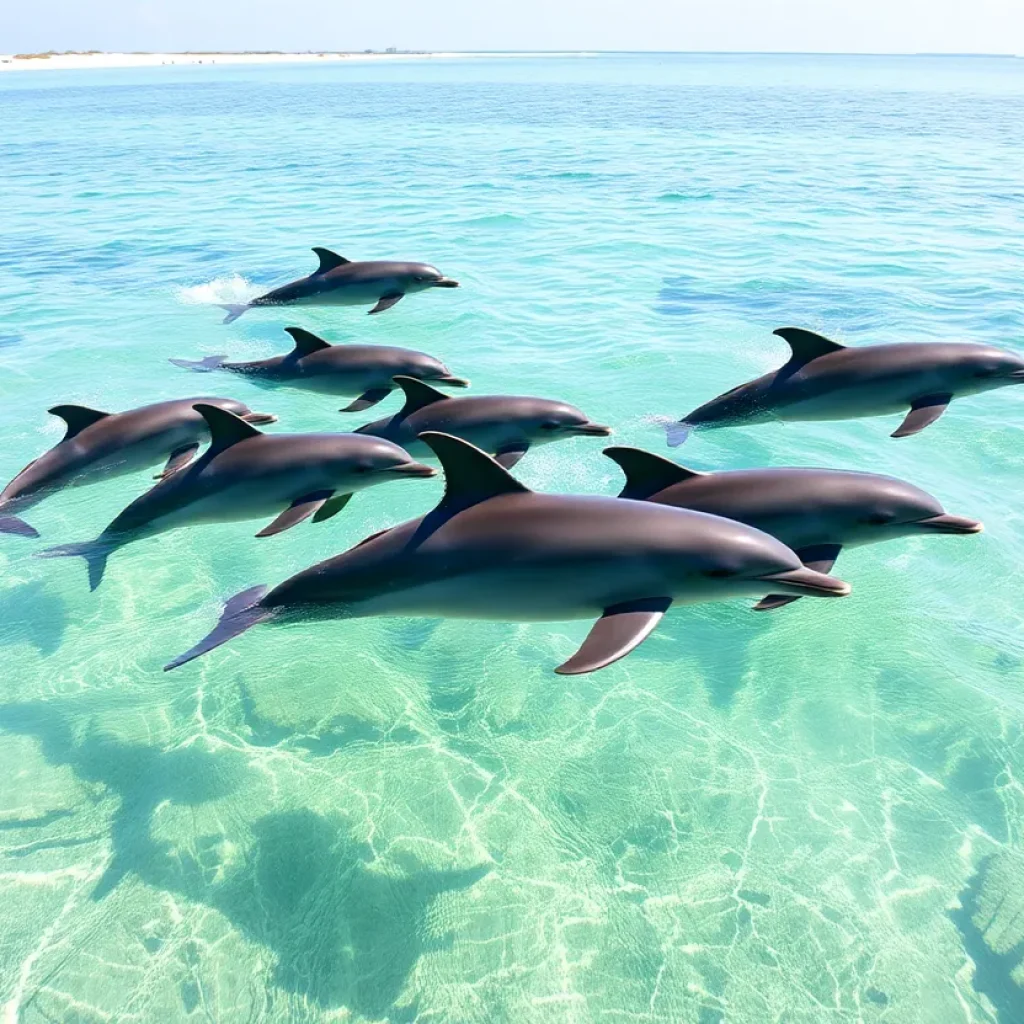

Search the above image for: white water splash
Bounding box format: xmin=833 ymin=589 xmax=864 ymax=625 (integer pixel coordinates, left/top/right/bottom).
xmin=175 ymin=274 xmax=262 ymax=306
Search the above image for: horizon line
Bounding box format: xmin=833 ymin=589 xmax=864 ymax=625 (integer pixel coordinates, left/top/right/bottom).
xmin=5 ymin=48 xmax=1022 ymax=58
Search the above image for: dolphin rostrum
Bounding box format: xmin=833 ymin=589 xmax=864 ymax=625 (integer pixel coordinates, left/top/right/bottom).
xmin=605 ymin=445 xmax=982 ymax=610
xmin=37 ymin=404 xmax=436 ymax=591
xmin=354 ymin=376 xmax=612 ymax=468
xmin=165 ymin=432 xmax=851 ymax=675
xmin=171 ymin=326 xmax=469 ymax=412
xmin=0 ymin=397 xmax=275 ymax=539
xmin=667 ymin=327 xmax=1024 ymax=445
xmin=216 ymin=247 xmax=459 ymax=323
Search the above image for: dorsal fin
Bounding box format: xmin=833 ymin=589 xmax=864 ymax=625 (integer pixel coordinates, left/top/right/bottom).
xmin=420 ymin=432 xmax=529 ymax=512
xmin=49 ymin=404 xmax=111 ymax=442
xmin=283 ymin=326 xmax=332 ymax=356
xmin=773 ymin=327 xmax=846 ymax=366
xmin=603 ymin=446 xmax=704 ymax=500
xmin=193 ymin=403 xmax=262 ymax=455
xmin=311 ymin=247 xmax=350 ymax=274
xmin=394 ymin=375 xmax=452 ymax=415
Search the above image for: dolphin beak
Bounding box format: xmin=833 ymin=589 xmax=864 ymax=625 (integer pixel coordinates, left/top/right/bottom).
xmin=1009 ymin=369 xmax=1024 ymax=381
xmin=757 ymin=566 xmax=852 ymax=598
xmin=913 ymin=513 xmax=984 ymax=534
xmin=572 ymin=423 xmax=614 ymax=437
xmin=389 ymin=462 xmax=437 ymax=478
xmin=434 ymin=375 xmax=471 ymax=388
xmin=243 ymin=412 xmax=278 ymax=425
xmin=434 ymin=277 xmax=460 ymax=288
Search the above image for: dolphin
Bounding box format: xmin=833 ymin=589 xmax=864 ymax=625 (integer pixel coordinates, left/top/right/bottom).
xmin=354 ymin=376 xmax=612 ymax=468
xmin=37 ymin=404 xmax=435 ymax=591
xmin=164 ymin=432 xmax=851 ymax=675
xmin=605 ymin=445 xmax=982 ymax=610
xmin=667 ymin=327 xmax=1024 ymax=445
xmin=171 ymin=326 xmax=469 ymax=412
xmin=216 ymin=247 xmax=459 ymax=323
xmin=0 ymin=397 xmax=275 ymax=539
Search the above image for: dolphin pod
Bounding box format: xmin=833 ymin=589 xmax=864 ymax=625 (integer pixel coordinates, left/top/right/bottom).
xmin=164 ymin=433 xmax=851 ymax=674
xmin=216 ymin=247 xmax=460 ymax=323
xmin=171 ymin=327 xmax=469 ymax=412
xmin=37 ymin=404 xmax=436 ymax=591
xmin=604 ymin=446 xmax=982 ymax=610
xmin=4 ymin=234 xmax=1010 ymax=677
xmin=668 ymin=327 xmax=1024 ymax=446
xmin=354 ymin=376 xmax=612 ymax=467
xmin=0 ymin=397 xmax=275 ymax=539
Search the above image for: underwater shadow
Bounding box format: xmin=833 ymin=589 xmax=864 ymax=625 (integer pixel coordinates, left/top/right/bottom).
xmin=238 ymin=680 xmax=419 ymax=754
xmin=949 ymin=855 xmax=1024 ymax=1022
xmin=0 ymin=581 xmax=69 ymax=656
xmin=623 ymin=604 xmax=777 ymax=710
xmin=655 ymin=273 xmax=891 ymax=331
xmin=0 ymin=700 xmax=490 ymax=1017
xmin=0 ymin=700 xmax=240 ymax=899
xmin=173 ymin=808 xmax=490 ymax=1016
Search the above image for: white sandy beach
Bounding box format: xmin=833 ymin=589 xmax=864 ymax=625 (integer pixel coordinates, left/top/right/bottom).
xmin=0 ymin=50 xmax=590 ymax=72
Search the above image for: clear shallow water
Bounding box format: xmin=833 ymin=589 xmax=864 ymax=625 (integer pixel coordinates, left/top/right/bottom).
xmin=2 ymin=52 xmax=1024 ymax=1022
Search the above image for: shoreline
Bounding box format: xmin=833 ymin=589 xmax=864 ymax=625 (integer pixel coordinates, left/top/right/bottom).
xmin=0 ymin=50 xmax=592 ymax=73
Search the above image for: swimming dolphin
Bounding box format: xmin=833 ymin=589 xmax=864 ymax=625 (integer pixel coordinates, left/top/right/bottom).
xmin=216 ymin=248 xmax=460 ymax=323
xmin=605 ymin=445 xmax=982 ymax=610
xmin=37 ymin=404 xmax=436 ymax=590
xmin=354 ymin=376 xmax=612 ymax=468
xmin=165 ymin=432 xmax=851 ymax=675
xmin=171 ymin=327 xmax=469 ymax=412
xmin=0 ymin=397 xmax=275 ymax=539
xmin=667 ymin=327 xmax=1024 ymax=445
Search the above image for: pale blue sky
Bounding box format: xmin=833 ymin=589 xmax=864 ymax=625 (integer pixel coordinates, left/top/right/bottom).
xmin=3 ymin=0 xmax=1022 ymax=55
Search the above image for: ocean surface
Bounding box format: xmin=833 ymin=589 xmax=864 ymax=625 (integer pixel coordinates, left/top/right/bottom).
xmin=2 ymin=52 xmax=1024 ymax=1023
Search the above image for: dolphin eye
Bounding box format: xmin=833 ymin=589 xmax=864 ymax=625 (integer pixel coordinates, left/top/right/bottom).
xmin=862 ymin=513 xmax=891 ymax=526
xmin=539 ymin=421 xmax=561 ymax=431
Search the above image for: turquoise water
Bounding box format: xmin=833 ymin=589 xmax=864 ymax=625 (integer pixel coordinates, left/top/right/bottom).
xmin=2 ymin=52 xmax=1024 ymax=1022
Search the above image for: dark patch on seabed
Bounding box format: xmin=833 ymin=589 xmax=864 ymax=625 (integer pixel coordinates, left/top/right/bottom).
xmin=948 ymin=855 xmax=1024 ymax=1022
xmin=0 ymin=698 xmax=490 ymax=1019
xmin=655 ymin=274 xmax=891 ymax=331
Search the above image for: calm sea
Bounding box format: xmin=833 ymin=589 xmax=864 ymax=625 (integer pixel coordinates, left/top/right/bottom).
xmin=2 ymin=53 xmax=1023 ymax=1023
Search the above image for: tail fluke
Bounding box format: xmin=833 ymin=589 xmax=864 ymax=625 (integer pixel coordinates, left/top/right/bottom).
xmin=0 ymin=516 xmax=39 ymax=539
xmin=665 ymin=421 xmax=692 ymax=448
xmin=36 ymin=540 xmax=112 ymax=591
xmin=217 ymin=304 xmax=249 ymax=324
xmin=164 ymin=585 xmax=270 ymax=671
xmin=168 ymin=355 xmax=227 ymax=372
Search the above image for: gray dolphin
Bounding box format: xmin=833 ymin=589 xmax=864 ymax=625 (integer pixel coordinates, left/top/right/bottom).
xmin=605 ymin=445 xmax=982 ymax=610
xmin=0 ymin=397 xmax=276 ymax=539
xmin=667 ymin=327 xmax=1024 ymax=445
xmin=216 ymin=247 xmax=459 ymax=323
xmin=171 ymin=327 xmax=469 ymax=412
xmin=38 ymin=404 xmax=435 ymax=591
xmin=354 ymin=376 xmax=612 ymax=468
xmin=165 ymin=432 xmax=851 ymax=675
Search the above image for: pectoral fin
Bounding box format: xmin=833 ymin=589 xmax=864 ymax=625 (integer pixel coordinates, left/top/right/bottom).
xmin=555 ymin=597 xmax=672 ymax=675
xmin=892 ymin=394 xmax=951 ymax=438
xmin=311 ymin=492 xmax=353 ymax=523
xmin=256 ymin=491 xmax=334 ymax=537
xmin=340 ymin=388 xmax=392 ymax=413
xmin=368 ymin=293 xmax=403 ymax=315
xmin=155 ymin=443 xmax=199 ymax=480
xmin=494 ymin=442 xmax=530 ymax=469
xmin=754 ymin=544 xmax=841 ymax=611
